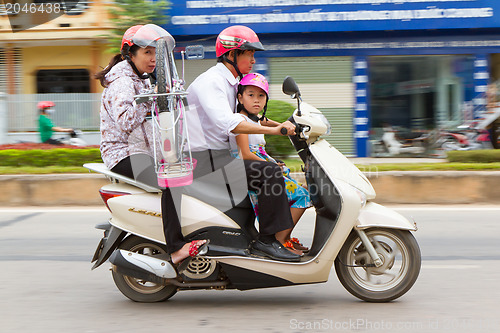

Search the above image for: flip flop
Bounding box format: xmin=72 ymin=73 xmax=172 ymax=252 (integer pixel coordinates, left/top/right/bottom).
xmin=177 ymin=240 xmax=210 ymax=273
xmin=290 ymin=237 xmax=309 ymax=252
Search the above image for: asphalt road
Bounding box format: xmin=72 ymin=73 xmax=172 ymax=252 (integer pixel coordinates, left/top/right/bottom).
xmin=1 ymin=206 xmax=499 ymax=333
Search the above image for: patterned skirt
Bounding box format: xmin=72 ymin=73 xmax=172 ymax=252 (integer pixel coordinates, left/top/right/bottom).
xmin=247 ymin=145 xmax=312 ymax=218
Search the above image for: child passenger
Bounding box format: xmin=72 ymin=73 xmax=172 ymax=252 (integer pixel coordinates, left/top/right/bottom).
xmin=233 ymin=73 xmax=312 ymax=253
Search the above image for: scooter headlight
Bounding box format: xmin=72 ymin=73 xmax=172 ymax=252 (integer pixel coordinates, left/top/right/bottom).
xmin=311 ymin=112 xmax=332 ymax=135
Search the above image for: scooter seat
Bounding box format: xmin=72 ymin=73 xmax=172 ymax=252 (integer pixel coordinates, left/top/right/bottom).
xmin=184 ymin=176 xmax=253 ymax=210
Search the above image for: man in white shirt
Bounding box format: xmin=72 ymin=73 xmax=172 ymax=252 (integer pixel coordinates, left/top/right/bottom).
xmin=183 ymin=25 xmax=301 ymax=262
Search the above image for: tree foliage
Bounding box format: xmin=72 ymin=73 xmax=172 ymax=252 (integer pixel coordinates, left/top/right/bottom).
xmin=105 ymin=0 xmax=170 ymax=54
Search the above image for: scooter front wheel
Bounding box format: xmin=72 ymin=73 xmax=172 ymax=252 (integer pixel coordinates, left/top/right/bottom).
xmin=334 ymin=228 xmax=421 ymax=302
xmin=112 ymin=236 xmax=177 ymax=302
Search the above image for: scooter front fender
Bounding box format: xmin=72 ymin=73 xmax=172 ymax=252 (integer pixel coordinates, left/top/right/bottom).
xmin=356 ymin=202 xmax=417 ymax=231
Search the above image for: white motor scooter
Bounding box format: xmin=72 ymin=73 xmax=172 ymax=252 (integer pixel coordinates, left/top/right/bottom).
xmin=85 ymin=70 xmax=421 ymax=302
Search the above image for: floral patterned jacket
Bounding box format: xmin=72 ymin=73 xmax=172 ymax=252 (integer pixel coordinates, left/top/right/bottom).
xmin=99 ymin=60 xmax=155 ymax=169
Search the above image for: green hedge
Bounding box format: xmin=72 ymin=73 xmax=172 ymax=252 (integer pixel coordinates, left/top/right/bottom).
xmin=263 ymin=99 xmax=297 ymax=157
xmin=447 ymin=150 xmax=500 ymax=163
xmin=0 ymin=148 xmax=102 ymax=167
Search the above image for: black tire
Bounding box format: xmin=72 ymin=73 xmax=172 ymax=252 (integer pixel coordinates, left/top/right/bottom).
xmin=111 ymin=236 xmax=177 ymax=302
xmin=155 ymin=38 xmax=170 ymax=112
xmin=334 ymin=228 xmax=421 ymax=303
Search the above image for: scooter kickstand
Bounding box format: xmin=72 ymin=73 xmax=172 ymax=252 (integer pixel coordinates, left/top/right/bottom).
xmin=356 ymin=229 xmax=384 ymax=267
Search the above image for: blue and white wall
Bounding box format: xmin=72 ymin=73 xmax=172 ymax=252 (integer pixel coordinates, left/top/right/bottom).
xmin=162 ymin=0 xmax=500 ymax=156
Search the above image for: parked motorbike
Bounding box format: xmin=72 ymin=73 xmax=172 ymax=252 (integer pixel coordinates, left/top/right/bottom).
xmin=455 ymin=122 xmax=493 ymax=150
xmin=431 ymin=123 xmax=492 ymax=153
xmin=85 ymin=72 xmax=421 ymax=302
xmin=372 ymin=126 xmax=428 ymax=156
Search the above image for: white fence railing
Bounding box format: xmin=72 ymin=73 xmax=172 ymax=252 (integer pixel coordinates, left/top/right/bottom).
xmin=6 ymin=93 xmax=101 ymax=132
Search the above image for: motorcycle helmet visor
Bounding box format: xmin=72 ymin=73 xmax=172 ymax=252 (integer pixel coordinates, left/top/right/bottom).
xmin=131 ymin=24 xmax=175 ymax=51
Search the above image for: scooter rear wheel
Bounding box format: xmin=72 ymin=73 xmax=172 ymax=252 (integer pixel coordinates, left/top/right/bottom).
xmin=111 ymin=236 xmax=177 ymax=302
xmin=334 ymin=228 xmax=421 ymax=302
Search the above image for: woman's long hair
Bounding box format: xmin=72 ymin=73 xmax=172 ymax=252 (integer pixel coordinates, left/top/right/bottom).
xmin=94 ymin=54 xmax=123 ymax=88
xmin=94 ymin=45 xmax=140 ymax=87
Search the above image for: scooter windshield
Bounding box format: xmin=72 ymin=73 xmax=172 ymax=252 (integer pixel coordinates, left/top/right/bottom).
xmin=132 ymin=24 xmax=175 ymax=51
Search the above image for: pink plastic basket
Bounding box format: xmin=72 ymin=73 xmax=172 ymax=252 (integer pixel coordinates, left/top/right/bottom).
xmin=157 ymin=158 xmax=197 ymax=188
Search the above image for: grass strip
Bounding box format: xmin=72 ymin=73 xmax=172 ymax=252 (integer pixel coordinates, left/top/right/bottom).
xmin=1 ymin=162 xmax=500 ymax=174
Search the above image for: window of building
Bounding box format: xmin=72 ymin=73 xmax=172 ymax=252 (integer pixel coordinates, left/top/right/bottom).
xmin=0 ymin=48 xmax=23 ymax=94
xmin=369 ymin=55 xmax=475 ymax=133
xmin=36 ymin=69 xmax=90 ymax=93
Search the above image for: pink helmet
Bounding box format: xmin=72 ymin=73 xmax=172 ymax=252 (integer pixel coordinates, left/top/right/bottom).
xmin=239 ymin=73 xmax=269 ymax=97
xmin=216 ymin=25 xmax=264 ymax=58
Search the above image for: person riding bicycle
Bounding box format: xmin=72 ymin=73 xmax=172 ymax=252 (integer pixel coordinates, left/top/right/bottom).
xmin=37 ymin=101 xmax=74 ymax=145
xmin=94 ymin=24 xmax=207 ymax=267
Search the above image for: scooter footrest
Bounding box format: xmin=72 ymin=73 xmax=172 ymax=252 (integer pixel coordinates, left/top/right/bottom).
xmin=205 ymin=244 xmax=251 ymax=257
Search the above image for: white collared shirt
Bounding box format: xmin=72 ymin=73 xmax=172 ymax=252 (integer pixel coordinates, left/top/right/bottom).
xmin=186 ymin=63 xmax=244 ymax=151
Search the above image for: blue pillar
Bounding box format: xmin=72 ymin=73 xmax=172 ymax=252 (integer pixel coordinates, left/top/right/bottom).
xmin=473 ymin=54 xmax=489 ymax=117
xmin=253 ymin=54 xmax=269 ymax=79
xmin=353 ymin=57 xmax=369 ymax=157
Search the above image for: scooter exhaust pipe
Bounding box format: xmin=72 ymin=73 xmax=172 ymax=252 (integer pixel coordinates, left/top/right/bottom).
xmin=109 ymin=249 xmax=177 ymax=284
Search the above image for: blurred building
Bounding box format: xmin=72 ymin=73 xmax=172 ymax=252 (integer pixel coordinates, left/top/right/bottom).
xmin=0 ymin=1 xmax=112 ymax=143
xmin=2 ymin=1 xmax=499 ymax=155
xmin=163 ymin=0 xmax=500 ymax=156
xmin=0 ymin=0 xmax=112 ymax=94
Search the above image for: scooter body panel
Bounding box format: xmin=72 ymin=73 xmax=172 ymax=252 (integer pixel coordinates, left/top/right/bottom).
xmin=309 ymin=139 xmax=376 ymax=200
xmin=210 ymin=167 xmax=363 ymax=285
xmin=356 ymin=202 xmax=417 ymax=231
xmin=107 ymin=191 xmax=242 ymax=245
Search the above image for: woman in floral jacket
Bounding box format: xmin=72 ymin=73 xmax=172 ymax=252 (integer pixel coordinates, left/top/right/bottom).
xmin=95 ymin=24 xmax=207 ymax=266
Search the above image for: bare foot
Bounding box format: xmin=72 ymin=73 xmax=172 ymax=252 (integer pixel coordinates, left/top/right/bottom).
xmin=170 ymin=240 xmax=207 ymax=265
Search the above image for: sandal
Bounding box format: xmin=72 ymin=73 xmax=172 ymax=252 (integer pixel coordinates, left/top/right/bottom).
xmin=173 ymin=240 xmax=210 ymax=274
xmin=284 ymin=240 xmax=304 ymax=256
xmin=188 ymin=239 xmax=210 ymax=257
xmin=290 ymin=237 xmax=309 ymax=252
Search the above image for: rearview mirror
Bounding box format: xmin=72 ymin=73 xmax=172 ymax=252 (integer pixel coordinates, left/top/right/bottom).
xmin=282 ymin=76 xmax=301 ymax=97
xmin=185 ymin=45 xmax=204 ymax=60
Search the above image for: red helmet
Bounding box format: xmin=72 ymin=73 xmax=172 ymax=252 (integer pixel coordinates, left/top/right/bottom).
xmin=216 ymin=25 xmax=265 ymax=58
xmin=37 ymin=101 xmax=55 ymax=110
xmin=121 ymin=24 xmax=174 ymax=55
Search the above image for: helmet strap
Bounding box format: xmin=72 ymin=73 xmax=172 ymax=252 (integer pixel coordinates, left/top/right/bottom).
xmin=125 ymin=55 xmax=150 ymax=80
xmin=224 ymin=52 xmax=243 ymax=80
xmin=259 ymin=103 xmax=268 ymax=122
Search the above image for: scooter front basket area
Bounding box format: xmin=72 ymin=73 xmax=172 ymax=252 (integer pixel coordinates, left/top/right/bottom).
xmin=146 ymin=90 xmax=194 ymax=188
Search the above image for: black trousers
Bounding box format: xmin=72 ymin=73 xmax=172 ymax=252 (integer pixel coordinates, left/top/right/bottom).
xmin=191 ymin=150 xmax=294 ymax=237
xmin=44 ymin=138 xmax=63 ymax=145
xmin=111 ymin=154 xmax=185 ymax=254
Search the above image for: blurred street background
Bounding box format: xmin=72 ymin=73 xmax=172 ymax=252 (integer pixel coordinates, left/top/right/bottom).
xmin=1 ymin=0 xmax=499 ymax=155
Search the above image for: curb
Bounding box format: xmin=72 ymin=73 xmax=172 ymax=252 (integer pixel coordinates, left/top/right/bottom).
xmin=1 ymin=171 xmax=500 ymax=206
